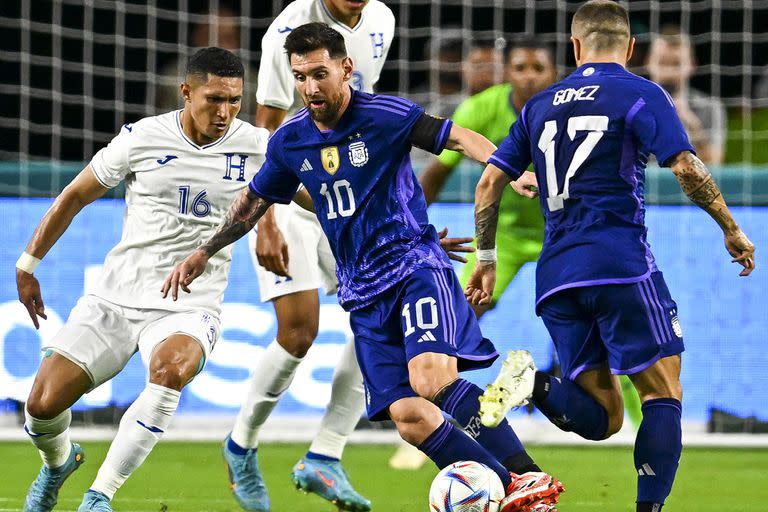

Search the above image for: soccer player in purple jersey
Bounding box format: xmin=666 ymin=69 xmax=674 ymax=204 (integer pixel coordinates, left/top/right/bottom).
xmin=467 ymin=2 xmax=756 ymax=511
xmin=163 ymin=22 xmax=564 ymax=512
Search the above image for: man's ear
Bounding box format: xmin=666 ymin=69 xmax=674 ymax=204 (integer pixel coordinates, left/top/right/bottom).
xmin=341 ymin=56 xmax=354 ymax=81
xmin=180 ymin=82 xmax=192 ymax=102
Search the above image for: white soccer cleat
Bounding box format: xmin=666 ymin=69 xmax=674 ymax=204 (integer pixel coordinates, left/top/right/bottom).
xmin=479 ymin=350 xmax=537 ymax=428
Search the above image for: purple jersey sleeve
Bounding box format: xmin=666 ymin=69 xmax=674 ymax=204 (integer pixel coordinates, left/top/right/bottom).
xmin=633 ymin=84 xmax=695 ymax=166
xmin=487 ymin=108 xmax=532 ymax=179
xmin=248 ymin=139 xmax=300 ymax=204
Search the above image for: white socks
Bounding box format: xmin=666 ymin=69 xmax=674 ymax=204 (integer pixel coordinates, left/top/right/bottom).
xmin=91 ymin=383 xmax=180 ymax=499
xmin=25 ymin=407 xmax=73 ymax=468
xmin=308 ymin=337 xmax=365 ymax=459
xmin=230 ymin=340 xmax=303 ymax=449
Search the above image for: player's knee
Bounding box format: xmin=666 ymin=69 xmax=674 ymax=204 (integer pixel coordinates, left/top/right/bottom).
xmin=25 ymin=390 xmax=64 ymax=420
xmin=276 ymin=325 xmax=318 ymax=358
xmin=604 ymin=407 xmax=624 ymax=438
xmin=148 ymin=358 xmax=197 ymax=391
xmin=409 ymin=374 xmax=449 ymax=402
xmin=389 ymin=399 xmax=443 ymax=446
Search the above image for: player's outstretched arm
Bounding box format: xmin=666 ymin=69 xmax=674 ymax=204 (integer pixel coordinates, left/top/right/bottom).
xmin=444 ymin=124 xmax=497 ymax=167
xmin=466 ymin=164 xmax=510 ymax=305
xmin=17 ymin=166 xmax=109 ymax=329
xmin=162 ymin=188 xmax=273 ymax=300
xmin=670 ymin=150 xmax=755 ymax=276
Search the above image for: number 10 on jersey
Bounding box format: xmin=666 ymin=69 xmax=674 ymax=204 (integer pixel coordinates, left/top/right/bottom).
xmin=320 ymin=179 xmax=356 ymax=219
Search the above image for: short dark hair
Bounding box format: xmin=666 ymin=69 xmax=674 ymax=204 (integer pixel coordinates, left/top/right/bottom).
xmin=283 ymin=22 xmax=347 ymax=61
xmin=506 ymin=36 xmax=555 ymax=64
xmin=186 ymin=47 xmax=244 ymax=81
xmin=572 ymin=0 xmax=631 ymax=52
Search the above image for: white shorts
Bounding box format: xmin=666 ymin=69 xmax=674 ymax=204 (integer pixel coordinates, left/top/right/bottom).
xmin=45 ymin=295 xmax=220 ymax=388
xmin=249 ymin=202 xmax=338 ymax=302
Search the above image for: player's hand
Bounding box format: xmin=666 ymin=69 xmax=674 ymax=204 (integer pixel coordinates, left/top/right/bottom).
xmin=724 ymin=229 xmax=755 ymax=276
xmin=437 ymin=227 xmax=475 ymax=263
xmin=17 ymin=269 xmax=47 ymax=330
xmin=464 ymin=262 xmax=496 ymax=306
xmin=510 ymin=171 xmax=538 ymax=198
xmin=256 ymin=221 xmax=290 ymax=277
xmin=161 ymin=249 xmax=209 ymax=300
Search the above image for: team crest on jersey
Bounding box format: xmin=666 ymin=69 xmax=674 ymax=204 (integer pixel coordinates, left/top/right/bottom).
xmin=321 ymin=146 xmax=340 ymax=175
xmin=348 ymin=141 xmax=369 ymax=167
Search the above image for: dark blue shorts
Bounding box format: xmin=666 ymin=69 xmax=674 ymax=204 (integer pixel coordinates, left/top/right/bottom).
xmin=349 ymin=267 xmax=498 ymax=421
xmin=539 ymin=271 xmax=684 ymax=381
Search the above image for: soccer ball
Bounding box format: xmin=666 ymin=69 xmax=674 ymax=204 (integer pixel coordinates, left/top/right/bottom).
xmin=429 ymin=461 xmax=506 ymax=512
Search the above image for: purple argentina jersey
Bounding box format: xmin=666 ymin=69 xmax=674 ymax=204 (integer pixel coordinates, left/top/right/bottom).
xmin=249 ymin=89 xmax=454 ymax=311
xmin=490 ymin=63 xmax=695 ymax=311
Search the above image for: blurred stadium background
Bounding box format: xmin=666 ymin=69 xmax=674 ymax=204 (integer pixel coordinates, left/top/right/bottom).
xmin=1 ymin=0 xmax=768 ymax=466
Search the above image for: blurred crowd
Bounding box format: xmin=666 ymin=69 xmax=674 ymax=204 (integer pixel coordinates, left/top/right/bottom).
xmin=156 ymin=7 xmax=767 ymax=165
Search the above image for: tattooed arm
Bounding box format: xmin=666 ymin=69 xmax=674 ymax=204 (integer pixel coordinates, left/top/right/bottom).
xmin=465 ymin=164 xmax=513 ymax=305
xmin=162 ymin=189 xmax=273 ymax=299
xmin=670 ymin=151 xmax=755 ymax=276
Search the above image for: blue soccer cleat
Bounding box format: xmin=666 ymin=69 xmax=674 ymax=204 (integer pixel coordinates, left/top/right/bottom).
xmin=291 ymin=457 xmax=371 ymax=512
xmin=76 ymin=490 xmax=112 ymax=512
xmin=24 ymin=442 xmax=85 ymax=512
xmin=222 ymin=435 xmax=270 ymax=511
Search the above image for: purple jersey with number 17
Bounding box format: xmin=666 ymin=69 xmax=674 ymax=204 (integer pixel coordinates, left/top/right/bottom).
xmin=490 ymin=63 xmax=695 ymax=311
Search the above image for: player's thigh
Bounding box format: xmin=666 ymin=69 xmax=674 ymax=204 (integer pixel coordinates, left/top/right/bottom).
xmin=26 ymin=351 xmax=92 ymax=418
xmin=594 ymin=272 xmax=684 ymax=377
xmin=349 ymin=290 xmax=418 ymax=422
xmin=42 ymin=296 xmax=139 ymax=390
xmin=250 ymin=204 xmax=327 ymax=302
xmin=407 ymin=351 xmax=458 ymax=400
xmin=400 ymin=268 xmax=497 ymax=377
xmin=628 ymin=354 xmax=682 ymax=402
xmin=138 ymin=310 xmax=219 ymax=389
xmin=539 ymin=290 xmax=605 ymax=381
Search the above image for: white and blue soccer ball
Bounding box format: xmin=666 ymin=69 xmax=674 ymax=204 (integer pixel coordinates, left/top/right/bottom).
xmin=429 ymin=460 xmax=506 ymax=512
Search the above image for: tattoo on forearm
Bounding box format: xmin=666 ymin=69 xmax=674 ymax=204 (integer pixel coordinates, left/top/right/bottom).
xmin=672 ymin=152 xmax=722 ymax=207
xmin=671 ymin=151 xmax=737 ymax=232
xmin=475 ymin=200 xmax=500 ymax=250
xmin=200 ymin=192 xmax=271 ymax=257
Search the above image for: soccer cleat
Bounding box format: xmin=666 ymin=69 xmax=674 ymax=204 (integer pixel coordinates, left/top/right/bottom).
xmin=529 ymin=503 xmax=558 ymax=512
xmin=24 ymin=442 xmax=85 ymax=512
xmin=499 ymin=471 xmax=565 ymax=512
xmin=291 ymin=457 xmax=372 ymax=512
xmin=76 ymin=490 xmax=112 ymax=512
xmin=388 ymin=442 xmax=429 ymax=470
xmin=222 ymin=435 xmax=270 ymax=512
xmin=479 ymin=350 xmax=537 ymax=428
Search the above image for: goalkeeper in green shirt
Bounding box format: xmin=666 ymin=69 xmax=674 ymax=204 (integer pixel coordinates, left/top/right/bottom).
xmin=420 ymin=39 xmax=556 ymax=317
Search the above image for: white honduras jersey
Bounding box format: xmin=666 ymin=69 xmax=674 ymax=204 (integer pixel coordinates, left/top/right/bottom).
xmin=257 ymin=0 xmax=395 ymax=111
xmin=88 ymin=111 xmax=268 ymax=315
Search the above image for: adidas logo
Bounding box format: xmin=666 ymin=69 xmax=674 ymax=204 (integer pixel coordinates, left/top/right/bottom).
xmin=637 ymin=463 xmax=656 ymax=476
xmin=300 ymin=158 xmax=313 ymax=172
xmin=417 ymin=331 xmax=437 ymax=343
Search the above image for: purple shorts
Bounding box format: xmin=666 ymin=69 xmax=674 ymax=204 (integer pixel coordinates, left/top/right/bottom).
xmin=539 ymin=271 xmax=684 ymax=381
xmin=349 ymin=267 xmax=498 ymax=421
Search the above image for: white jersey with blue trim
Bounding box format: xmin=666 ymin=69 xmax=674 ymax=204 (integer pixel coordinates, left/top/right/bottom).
xmin=88 ymin=111 xmax=268 ymax=314
xmin=257 ymin=0 xmax=395 ymax=112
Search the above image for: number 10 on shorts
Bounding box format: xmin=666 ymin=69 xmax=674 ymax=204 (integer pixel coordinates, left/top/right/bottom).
xmin=402 ymin=297 xmax=439 ymax=337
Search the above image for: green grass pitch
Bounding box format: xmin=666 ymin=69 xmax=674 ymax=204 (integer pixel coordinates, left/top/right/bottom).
xmin=2 ymin=442 xmax=767 ymax=511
